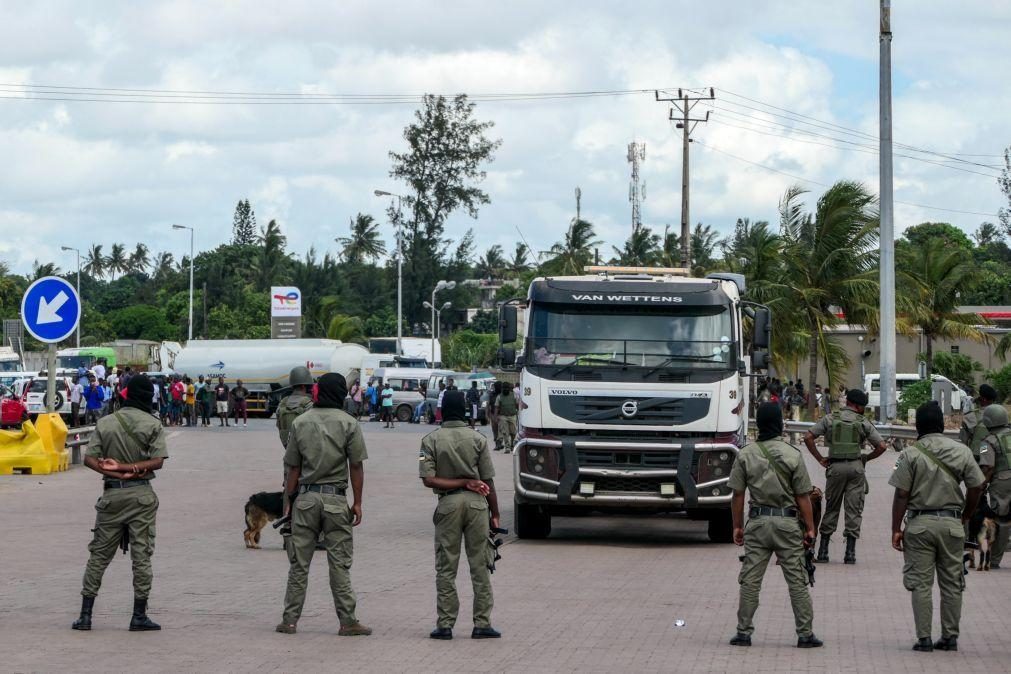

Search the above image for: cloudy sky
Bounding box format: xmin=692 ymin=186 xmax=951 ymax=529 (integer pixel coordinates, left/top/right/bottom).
xmin=0 ymin=1 xmax=1008 ymax=274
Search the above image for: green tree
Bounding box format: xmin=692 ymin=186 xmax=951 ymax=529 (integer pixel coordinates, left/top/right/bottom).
xmin=898 ymin=222 xmax=973 ymax=252
xmin=337 ymin=213 xmax=386 ymax=264
xmin=232 ymin=199 xmax=257 ymax=245
xmin=689 ymin=222 xmax=722 ymax=274
xmin=30 ymin=260 xmax=61 ymax=280
xmin=255 ymin=220 xmax=291 ymax=290
xmin=441 ymin=330 xmax=499 ymax=369
xmin=897 ymin=379 xmax=933 ymax=420
xmin=612 ymin=226 xmax=660 ymax=266
xmin=897 ymin=237 xmax=990 ymax=376
xmin=925 ymin=351 xmax=982 ymax=390
xmin=105 ymin=243 xmax=129 ymax=281
xmin=974 ymin=221 xmax=1001 ymax=247
xmin=128 ymin=243 xmax=150 ymax=273
xmin=389 ymin=94 xmax=501 ymax=325
xmin=507 ymin=243 xmax=531 ymax=276
xmin=469 ymin=309 xmax=499 ymax=334
xmin=326 ymin=314 xmax=366 ymax=343
xmin=546 ymin=219 xmax=599 ymax=275
xmin=108 ymin=305 xmax=176 ymax=341
xmin=83 ymin=244 xmax=105 ymax=279
xmin=719 ymin=219 xmax=782 ymax=303
xmin=475 ymin=245 xmax=506 ymax=279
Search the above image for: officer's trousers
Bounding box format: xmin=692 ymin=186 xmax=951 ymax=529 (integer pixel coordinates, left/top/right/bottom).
xmin=902 ymin=514 xmax=964 ymax=639
xmin=497 ymin=415 xmax=517 ymax=451
xmin=281 ymin=491 xmax=358 ymax=626
xmin=737 ymin=515 xmax=813 ymax=637
xmin=820 ymin=459 xmax=865 ymax=539
xmin=81 ymin=485 xmax=159 ymax=599
xmin=433 ymin=491 xmax=493 ymax=628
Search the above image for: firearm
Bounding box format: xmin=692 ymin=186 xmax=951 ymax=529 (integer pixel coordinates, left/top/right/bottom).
xmin=487 ymin=524 xmax=508 ymax=573
xmin=804 ymin=547 xmax=816 ymax=587
xmin=119 ymin=524 xmax=130 ymax=555
xmin=272 ymin=514 xmax=291 ymax=530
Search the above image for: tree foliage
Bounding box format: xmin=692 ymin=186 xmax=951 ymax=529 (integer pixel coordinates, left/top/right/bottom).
xmin=231 ymin=199 xmax=257 ymax=246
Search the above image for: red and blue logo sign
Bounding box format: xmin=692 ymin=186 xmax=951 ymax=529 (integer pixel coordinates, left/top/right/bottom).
xmin=273 ymin=290 xmax=300 ymax=305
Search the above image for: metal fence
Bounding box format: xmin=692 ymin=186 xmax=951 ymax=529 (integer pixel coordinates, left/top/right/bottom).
xmin=65 ymin=426 xmax=95 ymax=465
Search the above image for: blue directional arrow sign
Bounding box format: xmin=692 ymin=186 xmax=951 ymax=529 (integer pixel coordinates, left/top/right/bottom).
xmin=21 ymin=275 xmax=81 ymax=343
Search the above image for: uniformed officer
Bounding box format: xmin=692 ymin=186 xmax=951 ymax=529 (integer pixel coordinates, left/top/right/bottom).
xmin=72 ymin=374 xmax=168 ymax=632
xmin=729 ymin=403 xmax=822 ymax=649
xmin=276 ymin=366 xmax=314 ymax=542
xmin=890 ymin=401 xmax=985 ymax=652
xmin=420 ymin=390 xmax=501 ymax=640
xmin=978 ymin=403 xmax=1011 ymax=568
xmin=804 ymin=388 xmax=888 ymax=564
xmin=960 ymin=384 xmax=997 ymax=463
xmin=494 ymin=382 xmax=519 ymax=451
xmin=276 ymin=373 xmax=372 ymax=636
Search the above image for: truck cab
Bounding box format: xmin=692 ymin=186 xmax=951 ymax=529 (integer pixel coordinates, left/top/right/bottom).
xmin=499 ymin=267 xmax=770 ymax=542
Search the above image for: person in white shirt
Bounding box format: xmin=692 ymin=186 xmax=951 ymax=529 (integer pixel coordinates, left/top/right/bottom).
xmin=69 ymin=377 xmax=84 ymax=427
xmin=93 ymin=362 xmax=106 ymax=382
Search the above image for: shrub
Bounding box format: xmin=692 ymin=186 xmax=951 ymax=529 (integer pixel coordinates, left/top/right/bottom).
xmin=897 ymin=379 xmax=933 ymax=420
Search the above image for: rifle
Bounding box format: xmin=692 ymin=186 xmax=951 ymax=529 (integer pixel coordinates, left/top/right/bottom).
xmin=272 ymin=513 xmax=291 ymax=530
xmin=487 ymin=524 xmax=508 ymax=573
xmin=804 ymin=547 xmax=816 ymax=587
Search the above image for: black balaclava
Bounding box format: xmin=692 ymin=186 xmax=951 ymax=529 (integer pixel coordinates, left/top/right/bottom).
xmin=124 ymin=374 xmax=155 ymax=413
xmin=756 ymin=402 xmax=784 ymax=441
xmin=315 ymin=372 xmax=348 ymax=409
xmin=441 ymin=390 xmax=467 ymax=423
xmin=846 ymin=389 xmax=869 ymax=408
xmin=979 ymin=384 xmax=998 ymax=403
xmin=915 ymin=401 xmax=945 ymax=438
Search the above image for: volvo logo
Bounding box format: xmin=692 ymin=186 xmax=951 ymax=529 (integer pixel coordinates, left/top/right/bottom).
xmin=620 ymin=400 xmax=639 ymax=418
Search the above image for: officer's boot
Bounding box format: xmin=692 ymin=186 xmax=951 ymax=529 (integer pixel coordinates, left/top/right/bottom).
xmin=816 ymin=536 xmax=830 ymax=563
xmin=72 ymin=596 xmax=95 ymax=631
xmin=844 ymin=536 xmax=856 ymax=565
xmin=129 ymin=597 xmax=161 ymax=631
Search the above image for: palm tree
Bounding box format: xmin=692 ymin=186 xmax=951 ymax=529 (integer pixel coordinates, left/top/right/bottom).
xmin=256 ymin=220 xmax=291 ymax=289
xmin=128 ymin=243 xmax=150 ymax=274
xmin=337 ymin=213 xmax=386 ymax=264
xmin=152 ymin=252 xmax=175 ymax=281
xmin=720 ymin=219 xmax=783 ymax=303
xmin=898 ymin=237 xmax=990 ymax=374
xmin=771 ymin=182 xmax=881 ymax=412
xmin=546 ymin=218 xmax=600 ymax=275
xmin=83 ymin=244 xmax=105 ymax=278
xmin=30 ymin=260 xmax=61 ymax=280
xmin=475 ymin=245 xmax=506 ymax=279
xmin=105 ymin=243 xmax=128 ymax=280
xmin=690 ymin=223 xmax=722 ymax=273
xmin=326 ymin=313 xmax=366 ymax=343
xmin=612 ymin=226 xmax=661 ymax=266
xmin=507 ymin=242 xmax=531 ymax=276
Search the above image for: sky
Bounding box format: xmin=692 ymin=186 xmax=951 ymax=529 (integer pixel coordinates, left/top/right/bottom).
xmin=0 ymin=1 xmax=1008 ymax=274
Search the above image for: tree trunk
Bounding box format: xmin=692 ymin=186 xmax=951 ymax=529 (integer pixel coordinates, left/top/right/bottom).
xmin=808 ymin=333 xmax=819 ymax=415
xmin=924 ymin=334 xmax=933 ymax=378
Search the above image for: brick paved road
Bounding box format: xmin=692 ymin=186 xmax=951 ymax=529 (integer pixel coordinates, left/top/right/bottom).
xmin=1 ymin=420 xmax=1007 ymax=672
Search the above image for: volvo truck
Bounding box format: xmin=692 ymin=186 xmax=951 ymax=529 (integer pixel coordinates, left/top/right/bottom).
xmin=499 ymin=266 xmax=770 ymax=542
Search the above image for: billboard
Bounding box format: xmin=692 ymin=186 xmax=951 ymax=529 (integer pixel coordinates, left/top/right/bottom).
xmin=271 ymin=286 xmax=302 ymax=317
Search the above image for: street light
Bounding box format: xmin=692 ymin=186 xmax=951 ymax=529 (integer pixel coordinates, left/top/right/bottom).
xmin=430 ymin=280 xmax=456 ymax=366
xmin=171 ymin=224 xmax=194 ymax=341
xmin=423 ymin=300 xmax=452 ymax=340
xmin=60 ymin=246 xmax=81 ymax=347
xmin=375 ymin=189 xmax=406 ymax=355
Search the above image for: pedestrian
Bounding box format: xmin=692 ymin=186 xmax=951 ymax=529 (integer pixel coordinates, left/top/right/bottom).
xmin=487 ymin=382 xmax=501 ymax=449
xmin=214 ymin=377 xmax=230 ymax=427
xmin=890 ymin=401 xmax=985 ymax=652
xmin=193 ymin=375 xmax=207 ymax=426
xmin=71 ymin=374 xmax=167 ymax=633
xmin=494 ymin=382 xmax=518 ymax=451
xmin=466 ymin=381 xmax=481 ymax=429
xmin=107 ymin=370 xmax=119 ymax=411
xmin=349 ymin=379 xmax=363 ymax=419
xmin=196 ymin=378 xmax=212 ymax=427
xmin=229 ymin=379 xmax=249 ymax=427
xmin=978 ymin=403 xmax=1011 ymax=568
xmin=413 ymin=383 xmax=428 ymax=424
xmin=70 ymin=375 xmax=83 ymax=427
xmin=276 ymin=373 xmax=371 ymax=637
xmin=419 ymin=390 xmax=501 ymax=640
xmin=276 ymin=366 xmax=314 ymax=543
xmin=803 ymin=388 xmax=889 ymax=564
xmin=381 ymin=381 xmax=395 ymax=428
xmin=101 ymin=379 xmax=112 ymax=417
xmin=83 ymin=377 xmax=105 ymax=425
xmin=93 ymin=359 xmax=106 ymax=383
xmin=169 ymin=376 xmax=184 ymax=426
xmin=181 ymin=377 xmax=194 ymax=427
xmin=728 ymin=402 xmax=821 ymax=649
xmin=960 ymin=384 xmax=996 ymax=463
xmin=363 ymin=380 xmax=375 ymax=419
xmin=435 ymin=381 xmax=448 ymax=424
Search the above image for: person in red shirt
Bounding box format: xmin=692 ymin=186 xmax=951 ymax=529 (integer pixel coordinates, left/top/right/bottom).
xmin=170 ymin=376 xmax=185 ymax=426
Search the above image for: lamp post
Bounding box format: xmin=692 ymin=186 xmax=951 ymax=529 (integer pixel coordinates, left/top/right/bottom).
xmin=429 ymin=281 xmax=456 ymax=366
xmin=374 ymin=189 xmax=405 ymax=355
xmin=423 ymin=300 xmax=452 ymax=340
xmin=60 ymin=246 xmax=81 ymax=347
xmin=172 ymin=224 xmax=194 ymax=341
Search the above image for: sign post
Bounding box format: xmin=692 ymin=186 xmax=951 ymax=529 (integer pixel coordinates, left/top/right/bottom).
xmin=270 ymin=286 xmax=302 ymax=339
xmin=21 ymin=276 xmax=81 ymax=414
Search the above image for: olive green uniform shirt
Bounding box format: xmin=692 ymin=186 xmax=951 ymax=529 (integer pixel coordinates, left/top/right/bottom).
xmin=728 ymin=438 xmax=812 ymax=508
xmin=86 ymin=407 xmax=169 ymax=469
xmin=888 ymin=433 xmax=985 ymax=509
xmin=959 ymin=408 xmax=981 ymax=446
xmin=808 ymin=407 xmax=884 ymax=449
xmin=419 ymin=421 xmax=495 ymax=492
xmin=283 ymin=407 xmax=367 ymax=487
xmin=979 ymin=428 xmax=1011 ymax=477
xmin=276 ymin=390 xmax=313 ymax=448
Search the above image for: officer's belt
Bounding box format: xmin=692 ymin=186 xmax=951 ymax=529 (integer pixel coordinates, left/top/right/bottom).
xmin=749 ymin=505 xmax=798 ymax=518
xmin=908 ymin=508 xmax=961 ymax=519
xmin=104 ymin=479 xmax=150 ymax=489
xmin=440 ymin=488 xmax=467 ymax=497
xmin=301 ymin=484 xmax=346 ymax=496
xmin=828 ymin=457 xmax=861 ymax=463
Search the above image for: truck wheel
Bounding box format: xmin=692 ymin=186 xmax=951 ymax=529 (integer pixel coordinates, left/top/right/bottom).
xmin=396 ymin=404 xmax=412 ymax=423
xmin=515 ymin=500 xmax=551 ymax=539
xmin=707 ymin=511 xmax=734 ymax=544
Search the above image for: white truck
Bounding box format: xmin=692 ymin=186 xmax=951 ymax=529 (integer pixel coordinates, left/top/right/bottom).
xmin=498 ymin=267 xmax=771 ymax=542
xmin=170 ymin=339 xmax=368 ymax=415
xmin=0 ymin=346 xmax=25 ymax=373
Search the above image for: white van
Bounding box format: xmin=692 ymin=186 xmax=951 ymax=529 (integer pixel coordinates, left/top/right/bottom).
xmin=371 ymin=367 xmax=444 ymax=392
xmin=864 ymin=373 xmax=967 ymax=412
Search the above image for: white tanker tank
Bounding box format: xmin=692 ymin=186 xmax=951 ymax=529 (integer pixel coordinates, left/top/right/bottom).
xmin=170 ymin=339 xmax=367 ymax=415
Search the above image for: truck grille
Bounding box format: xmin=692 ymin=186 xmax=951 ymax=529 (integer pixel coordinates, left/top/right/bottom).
xmin=580 ymin=477 xmax=673 ymax=494
xmin=578 ymin=450 xmax=678 ymax=468
xmin=549 ymin=395 xmax=710 ymax=425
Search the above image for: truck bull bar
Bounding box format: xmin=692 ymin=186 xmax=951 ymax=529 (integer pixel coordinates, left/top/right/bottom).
xmin=512 ymin=437 xmax=738 ymax=507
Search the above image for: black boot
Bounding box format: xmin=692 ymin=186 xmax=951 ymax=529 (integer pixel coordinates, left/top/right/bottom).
xmin=912 ymin=637 xmax=934 ymax=652
xmin=816 ymin=536 xmax=830 ymax=563
xmin=934 ymin=636 xmax=958 ymax=651
xmin=72 ymin=596 xmax=95 ymax=631
xmin=129 ymin=597 xmax=161 ymax=631
xmin=844 ymin=536 xmax=856 ymax=564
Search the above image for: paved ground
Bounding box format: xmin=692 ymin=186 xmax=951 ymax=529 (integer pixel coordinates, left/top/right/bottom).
xmin=1 ymin=419 xmax=1008 ymax=672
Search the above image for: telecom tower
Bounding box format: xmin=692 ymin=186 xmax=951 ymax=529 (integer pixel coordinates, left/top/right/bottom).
xmin=628 ymin=141 xmax=646 ymax=234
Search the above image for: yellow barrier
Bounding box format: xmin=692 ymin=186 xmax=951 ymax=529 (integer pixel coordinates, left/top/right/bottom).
xmin=34 ymin=413 xmax=70 ymax=472
xmin=0 ymin=421 xmax=54 ymax=475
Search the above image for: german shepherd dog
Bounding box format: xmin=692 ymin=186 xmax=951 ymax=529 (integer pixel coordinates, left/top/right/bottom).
xmin=968 ymin=498 xmax=998 ymax=571
xmin=244 ymin=491 xmax=284 ymax=549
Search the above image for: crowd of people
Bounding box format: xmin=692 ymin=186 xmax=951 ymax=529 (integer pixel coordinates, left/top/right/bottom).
xmin=756 ymin=377 xmax=837 ymax=419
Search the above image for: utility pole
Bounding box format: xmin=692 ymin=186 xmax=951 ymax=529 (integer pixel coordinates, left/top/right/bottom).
xmin=878 ymin=0 xmax=896 ymax=422
xmin=656 ymin=88 xmax=713 ymax=269
xmin=627 ymin=142 xmax=646 ymax=234
xmin=575 ymin=186 xmax=581 ymax=225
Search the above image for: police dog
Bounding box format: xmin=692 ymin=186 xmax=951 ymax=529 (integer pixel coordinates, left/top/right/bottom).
xmin=969 ymin=515 xmax=998 ymax=571
xmin=243 ymin=491 xmax=284 ymax=549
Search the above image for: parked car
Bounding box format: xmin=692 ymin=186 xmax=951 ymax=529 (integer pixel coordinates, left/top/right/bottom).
xmin=1 ymin=384 xmax=28 ymax=429
xmin=360 ymin=387 xmax=423 ymax=423
xmin=864 ymin=373 xmax=967 ymax=412
xmin=23 ymin=376 xmax=74 ymax=419
xmin=423 ymin=372 xmax=497 ymax=424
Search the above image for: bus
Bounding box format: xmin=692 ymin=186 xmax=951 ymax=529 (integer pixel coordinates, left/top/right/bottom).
xmin=57 ymin=347 xmax=117 ymax=371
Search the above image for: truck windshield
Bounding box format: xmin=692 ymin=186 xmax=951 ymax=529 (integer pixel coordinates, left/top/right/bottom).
xmin=527 ymin=304 xmax=735 ymax=370
xmin=58 ymin=356 xmax=94 ymax=369
xmin=0 ymin=361 xmax=21 ymax=372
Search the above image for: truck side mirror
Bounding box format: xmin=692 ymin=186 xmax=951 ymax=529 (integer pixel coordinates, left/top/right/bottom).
xmin=752 ymin=350 xmax=770 ymax=371
xmin=499 ymin=305 xmax=517 ymax=344
xmin=752 ymin=307 xmax=771 ymax=350
xmin=498 ymin=347 xmax=516 ymax=367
